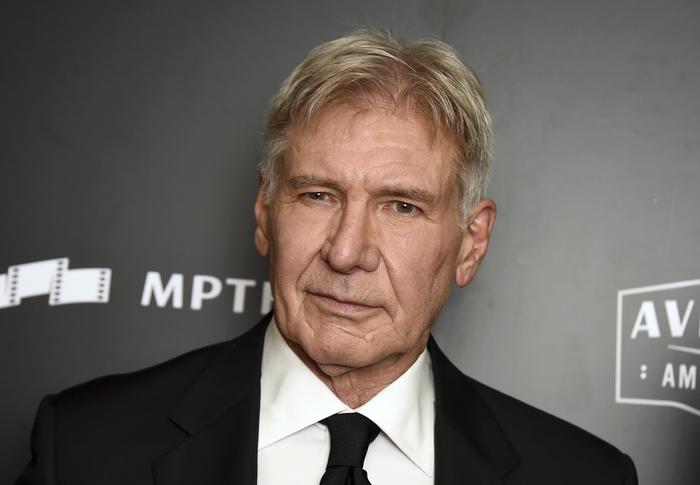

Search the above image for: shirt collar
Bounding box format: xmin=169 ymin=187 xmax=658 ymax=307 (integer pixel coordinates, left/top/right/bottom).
xmin=258 ymin=317 xmax=435 ymax=476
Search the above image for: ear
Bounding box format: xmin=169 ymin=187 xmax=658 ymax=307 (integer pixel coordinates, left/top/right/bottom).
xmin=254 ymin=180 xmax=271 ymax=257
xmin=455 ymin=198 xmax=496 ymax=287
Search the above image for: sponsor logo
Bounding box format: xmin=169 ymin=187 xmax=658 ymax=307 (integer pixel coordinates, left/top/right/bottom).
xmin=0 ymin=258 xmax=111 ymax=308
xmin=0 ymin=258 xmax=272 ymax=314
xmin=616 ymin=278 xmax=700 ymax=417
xmin=139 ymin=271 xmax=273 ymax=314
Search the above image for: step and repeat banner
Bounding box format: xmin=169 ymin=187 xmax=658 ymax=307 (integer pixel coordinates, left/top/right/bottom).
xmin=2 ymin=1 xmax=698 ymax=483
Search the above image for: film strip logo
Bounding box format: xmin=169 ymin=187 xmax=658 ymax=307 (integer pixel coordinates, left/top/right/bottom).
xmin=0 ymin=258 xmax=111 ymax=309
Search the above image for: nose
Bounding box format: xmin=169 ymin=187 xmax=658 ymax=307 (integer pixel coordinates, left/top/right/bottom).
xmin=321 ymin=202 xmax=380 ymax=273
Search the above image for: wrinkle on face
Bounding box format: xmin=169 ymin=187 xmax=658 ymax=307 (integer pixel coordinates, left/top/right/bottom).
xmin=257 ymin=105 xmax=469 ymax=406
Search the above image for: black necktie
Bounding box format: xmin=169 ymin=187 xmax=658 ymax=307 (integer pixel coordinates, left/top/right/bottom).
xmin=320 ymin=413 xmax=380 ymax=485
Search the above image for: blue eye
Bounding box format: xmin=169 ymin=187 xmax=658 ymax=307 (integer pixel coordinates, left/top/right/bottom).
xmin=393 ymin=201 xmax=417 ymax=214
xmin=305 ymin=192 xmax=327 ymax=201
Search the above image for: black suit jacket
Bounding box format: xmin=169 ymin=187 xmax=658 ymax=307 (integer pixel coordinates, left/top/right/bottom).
xmin=17 ymin=314 xmax=637 ymax=484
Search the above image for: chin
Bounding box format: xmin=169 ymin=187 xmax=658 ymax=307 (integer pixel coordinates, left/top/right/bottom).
xmin=300 ymin=326 xmax=396 ymax=372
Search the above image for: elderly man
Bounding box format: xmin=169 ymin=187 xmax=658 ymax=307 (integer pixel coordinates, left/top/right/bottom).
xmin=17 ymin=31 xmax=637 ymax=485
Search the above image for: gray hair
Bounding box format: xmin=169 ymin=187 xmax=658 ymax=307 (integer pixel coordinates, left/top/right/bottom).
xmin=259 ymin=29 xmax=492 ymax=220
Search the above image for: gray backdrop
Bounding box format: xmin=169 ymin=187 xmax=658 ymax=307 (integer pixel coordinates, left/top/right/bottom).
xmin=2 ymin=1 xmax=699 ymax=483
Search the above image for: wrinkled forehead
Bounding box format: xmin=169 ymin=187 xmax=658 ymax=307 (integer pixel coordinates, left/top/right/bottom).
xmin=280 ymin=105 xmax=462 ymax=209
xmin=285 ymin=101 xmax=459 ymax=172
xmin=292 ymin=95 xmax=455 ymax=146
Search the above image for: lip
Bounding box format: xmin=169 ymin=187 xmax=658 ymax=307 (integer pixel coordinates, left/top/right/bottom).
xmin=308 ymin=292 xmax=381 ymax=315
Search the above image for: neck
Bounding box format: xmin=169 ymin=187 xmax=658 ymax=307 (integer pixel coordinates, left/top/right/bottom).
xmin=284 ymin=335 xmax=428 ymax=409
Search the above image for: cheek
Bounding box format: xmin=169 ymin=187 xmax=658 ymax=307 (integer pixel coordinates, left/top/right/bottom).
xmin=269 ymin=207 xmax=327 ymax=294
xmin=384 ymin=227 xmax=459 ymax=320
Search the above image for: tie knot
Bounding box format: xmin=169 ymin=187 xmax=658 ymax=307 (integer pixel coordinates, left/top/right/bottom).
xmin=322 ymin=413 xmax=380 ymax=468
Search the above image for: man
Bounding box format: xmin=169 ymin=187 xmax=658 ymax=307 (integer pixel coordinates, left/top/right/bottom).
xmin=17 ymin=30 xmax=637 ymax=485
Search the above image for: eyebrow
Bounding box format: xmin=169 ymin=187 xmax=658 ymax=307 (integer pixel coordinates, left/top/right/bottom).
xmin=379 ymin=186 xmax=436 ymax=204
xmin=288 ymin=175 xmax=344 ymax=192
xmin=287 ymin=175 xmax=436 ymax=204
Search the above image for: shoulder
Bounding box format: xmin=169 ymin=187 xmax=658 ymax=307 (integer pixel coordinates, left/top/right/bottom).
xmin=47 ymin=320 xmax=264 ymax=435
xmin=18 ymin=320 xmax=269 ymax=484
xmin=471 ymin=376 xmax=616 ymax=453
xmin=35 ymin=337 xmax=227 ymax=462
xmin=466 ymin=375 xmax=637 ymax=483
xmin=429 ymin=337 xmax=636 ymax=483
xmin=54 ymin=338 xmax=226 ymax=414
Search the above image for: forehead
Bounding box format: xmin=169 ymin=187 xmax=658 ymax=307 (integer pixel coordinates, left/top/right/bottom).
xmin=284 ymin=106 xmax=457 ymax=189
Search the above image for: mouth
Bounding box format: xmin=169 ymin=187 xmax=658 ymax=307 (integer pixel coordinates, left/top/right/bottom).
xmin=307 ymin=291 xmax=381 ymax=315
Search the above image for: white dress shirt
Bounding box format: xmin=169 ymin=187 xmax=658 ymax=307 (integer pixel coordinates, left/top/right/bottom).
xmin=257 ymin=318 xmax=435 ymax=485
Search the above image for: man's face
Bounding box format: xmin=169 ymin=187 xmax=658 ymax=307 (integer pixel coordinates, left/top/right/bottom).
xmin=255 ymin=105 xmax=492 ymax=375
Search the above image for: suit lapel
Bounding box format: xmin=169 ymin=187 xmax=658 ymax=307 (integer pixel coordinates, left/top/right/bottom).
xmin=429 ymin=337 xmax=520 ymax=485
xmin=152 ymin=314 xmax=271 ymax=485
xmin=150 ymin=316 xmax=518 ymax=485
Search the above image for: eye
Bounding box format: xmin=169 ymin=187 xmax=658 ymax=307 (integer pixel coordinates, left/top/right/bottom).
xmin=303 ymin=191 xmax=327 ymax=200
xmin=301 ymin=191 xmax=334 ymax=205
xmin=391 ymin=201 xmax=419 ymax=215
